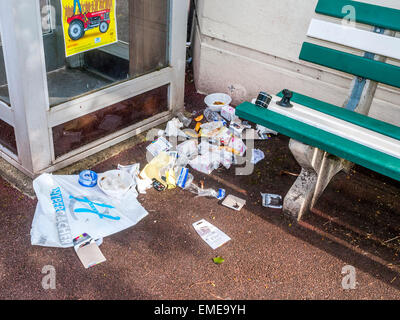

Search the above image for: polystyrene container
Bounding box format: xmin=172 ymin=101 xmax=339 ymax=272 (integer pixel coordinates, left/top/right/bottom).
xmin=204 ymin=93 xmax=232 ymax=112
xmin=97 ymin=170 xmax=134 ymax=198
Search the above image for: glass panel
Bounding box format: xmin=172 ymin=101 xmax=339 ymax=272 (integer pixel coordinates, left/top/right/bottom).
xmin=0 ymin=119 xmax=17 ymax=154
xmin=0 ymin=31 xmax=10 ymax=105
xmin=52 ymin=84 xmax=169 ymax=157
xmin=42 ymin=0 xmax=170 ymax=107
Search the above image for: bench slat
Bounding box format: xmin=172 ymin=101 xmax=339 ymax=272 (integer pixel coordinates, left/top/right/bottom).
xmin=265 ymin=95 xmax=400 ymax=159
xmin=300 ymin=42 xmax=400 ymax=89
xmin=307 ymin=19 xmax=400 ymax=61
xmin=276 ymin=90 xmax=400 ymax=141
xmin=316 ymin=0 xmax=400 ymax=32
xmin=235 ymin=102 xmax=400 ymax=182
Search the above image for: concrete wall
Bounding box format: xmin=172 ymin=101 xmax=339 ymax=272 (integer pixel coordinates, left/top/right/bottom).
xmin=193 ymin=0 xmax=400 ymax=126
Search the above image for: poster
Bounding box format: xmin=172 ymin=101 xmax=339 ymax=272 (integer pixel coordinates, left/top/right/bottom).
xmin=60 ymin=0 xmax=118 ymax=57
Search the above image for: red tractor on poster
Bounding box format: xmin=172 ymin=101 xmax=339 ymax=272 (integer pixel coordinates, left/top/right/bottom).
xmin=67 ymin=9 xmax=111 ymax=41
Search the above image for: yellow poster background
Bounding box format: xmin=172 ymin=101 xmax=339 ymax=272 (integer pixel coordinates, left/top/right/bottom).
xmin=61 ymin=0 xmax=118 ymax=57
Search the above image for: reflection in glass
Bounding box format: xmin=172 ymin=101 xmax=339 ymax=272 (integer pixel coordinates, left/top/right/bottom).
xmin=52 ymin=84 xmax=169 ymax=157
xmin=0 ymin=119 xmax=17 ymax=154
xmin=43 ymin=0 xmax=169 ymax=106
xmin=0 ymin=33 xmax=10 ymax=105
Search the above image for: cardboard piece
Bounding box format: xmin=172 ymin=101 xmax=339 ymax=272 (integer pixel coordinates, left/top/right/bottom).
xmin=192 ymin=219 xmax=231 ymax=250
xmin=222 ymin=194 xmax=246 ymax=211
xmin=73 ymin=233 xmax=106 ymax=269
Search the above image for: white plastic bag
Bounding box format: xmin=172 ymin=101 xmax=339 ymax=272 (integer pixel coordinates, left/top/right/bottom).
xmin=30 ymin=173 xmax=148 ymax=248
xmin=189 ymin=152 xmax=221 ymax=175
xmin=177 ymin=139 xmax=198 ymax=159
xmin=251 ymin=149 xmax=265 ymax=164
xmin=165 ymin=118 xmax=187 ymax=138
xmin=198 ymin=141 xmax=233 ymax=170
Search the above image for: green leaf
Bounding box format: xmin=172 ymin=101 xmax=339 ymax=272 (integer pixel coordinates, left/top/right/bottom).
xmin=213 ymin=256 xmax=225 ymax=264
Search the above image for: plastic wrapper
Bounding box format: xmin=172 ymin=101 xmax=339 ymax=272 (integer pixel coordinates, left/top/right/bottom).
xmin=261 ymin=193 xmax=283 ymax=209
xmin=203 ymin=108 xmax=227 ymax=126
xmin=140 ymin=152 xmax=176 ymax=188
xmin=177 ymin=139 xmax=198 ymax=159
xmin=185 ymin=182 xmax=226 ymax=200
xmin=199 ymin=121 xmax=225 ymax=138
xmin=176 ymin=112 xmax=192 ymax=127
xmin=223 ymin=136 xmax=247 ymax=156
xmin=165 ymin=118 xmax=187 ymax=138
xmin=256 ymin=124 xmax=278 ymax=139
xmin=117 ymin=163 xmax=140 ymax=178
xmin=198 ymin=141 xmax=233 ymax=170
xmin=189 ymin=152 xmax=221 ymax=175
xmin=175 ymin=166 xmax=194 ymax=189
xmin=251 ymin=149 xmax=265 ymax=164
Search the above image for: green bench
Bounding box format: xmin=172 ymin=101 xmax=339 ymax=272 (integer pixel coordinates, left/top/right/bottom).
xmin=236 ymin=0 xmax=400 ymax=220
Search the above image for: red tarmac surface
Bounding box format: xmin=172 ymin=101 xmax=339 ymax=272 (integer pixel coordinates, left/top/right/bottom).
xmin=0 ymin=74 xmax=399 ymax=300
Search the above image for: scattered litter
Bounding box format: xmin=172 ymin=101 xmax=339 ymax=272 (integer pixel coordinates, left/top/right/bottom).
xmin=186 ymin=182 xmax=226 ymax=200
xmin=194 ymin=122 xmax=202 ymax=132
xmin=251 ymin=149 xmax=265 ymax=164
xmin=177 ymin=139 xmax=198 ymax=159
xmin=176 ymin=167 xmax=194 ymax=189
xmin=243 ymin=128 xmax=259 ymax=140
xmin=193 ymin=219 xmax=231 ymax=249
xmin=118 ymin=163 xmax=140 ymax=179
xmin=140 ymin=152 xmax=176 ymax=189
xmin=98 ymin=170 xmax=134 ymax=199
xmin=183 ymin=128 xmax=199 ymax=138
xmin=213 ymin=256 xmax=225 ymax=264
xmin=204 ymin=108 xmax=227 ymax=126
xmin=280 ymin=170 xmax=299 ymax=177
xmin=261 ymin=193 xmax=283 ymax=209
xmin=241 ymin=121 xmax=252 ymax=129
xmin=176 ymin=112 xmax=192 ymax=127
xmin=152 ymin=178 xmax=166 ymax=192
xmin=73 ymin=233 xmax=106 ymax=269
xmin=221 ymin=105 xmax=237 ymax=122
xmin=31 ymin=173 xmax=148 ymax=248
xmin=194 ymin=114 xmax=204 ymax=122
xmin=222 ymin=195 xmax=246 ymax=211
xmin=225 ymin=135 xmax=246 ymax=156
xmin=136 ymin=176 xmax=153 ymax=194
xmin=164 ymin=118 xmax=187 ymax=138
xmin=78 ymin=170 xmax=98 ymax=188
xmin=200 ymin=120 xmax=224 ymax=135
xmin=229 ymin=119 xmax=245 ymax=137
xmin=204 ymin=93 xmax=232 ymax=111
xmin=255 ymin=92 xmax=272 ymax=108
xmin=256 ymin=124 xmax=278 ymax=139
xmin=189 ymin=153 xmax=220 ymax=175
xmin=146 ymin=136 xmax=173 ymax=157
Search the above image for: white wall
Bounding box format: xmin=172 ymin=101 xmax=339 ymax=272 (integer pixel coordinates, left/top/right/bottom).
xmin=193 ymin=0 xmax=400 ymax=125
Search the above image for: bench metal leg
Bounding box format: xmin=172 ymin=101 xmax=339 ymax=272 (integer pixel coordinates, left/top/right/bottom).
xmin=283 ymin=140 xmax=353 ymax=221
xmin=283 ymin=139 xmax=323 ymax=220
xmin=310 ymin=152 xmax=351 ymax=209
xmin=283 ymin=167 xmax=318 ymax=221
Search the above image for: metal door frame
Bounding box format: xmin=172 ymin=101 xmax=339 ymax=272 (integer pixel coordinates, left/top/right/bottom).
xmin=0 ymin=0 xmax=188 ymax=177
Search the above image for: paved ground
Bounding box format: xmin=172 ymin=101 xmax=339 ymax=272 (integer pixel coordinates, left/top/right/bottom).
xmin=0 ymin=72 xmax=400 ymax=300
